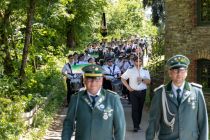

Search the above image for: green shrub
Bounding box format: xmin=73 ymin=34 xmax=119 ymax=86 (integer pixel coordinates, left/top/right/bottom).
xmin=0 ymin=60 xmax=66 ymax=139
xmin=0 ymin=98 xmax=25 ymax=140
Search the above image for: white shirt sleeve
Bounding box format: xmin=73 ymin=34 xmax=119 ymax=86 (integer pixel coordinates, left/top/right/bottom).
xmin=113 ymin=65 xmax=121 ymax=75
xmin=121 ymin=68 xmax=130 ymax=80
xmin=62 ymin=64 xmax=68 ymax=75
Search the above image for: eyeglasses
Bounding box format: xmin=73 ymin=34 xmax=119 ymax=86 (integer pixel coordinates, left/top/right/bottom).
xmin=85 ymin=77 xmax=103 ymax=82
xmin=170 ymin=69 xmax=187 ymax=74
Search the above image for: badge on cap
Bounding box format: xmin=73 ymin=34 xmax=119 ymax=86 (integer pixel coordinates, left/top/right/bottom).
xmin=166 ymin=54 xmax=190 ymax=69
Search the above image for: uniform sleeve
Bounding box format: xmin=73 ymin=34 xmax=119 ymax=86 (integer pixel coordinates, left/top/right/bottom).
xmin=62 ymin=95 xmax=77 ymax=140
xmin=121 ymin=68 xmax=130 ymax=80
xmin=124 ymin=62 xmax=130 ymax=70
xmin=113 ymin=95 xmax=126 ymax=140
xmin=197 ymin=89 xmax=209 ymax=140
xmin=146 ymin=90 xmax=162 ymax=140
xmin=102 ymin=65 xmax=109 ymax=74
xmin=114 ymin=65 xmax=121 ymax=75
xmin=61 ymin=64 xmax=67 ymax=75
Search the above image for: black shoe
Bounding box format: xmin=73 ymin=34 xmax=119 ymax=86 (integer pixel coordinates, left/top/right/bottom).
xmin=137 ymin=127 xmax=143 ymax=131
xmin=133 ymin=128 xmax=138 ymax=132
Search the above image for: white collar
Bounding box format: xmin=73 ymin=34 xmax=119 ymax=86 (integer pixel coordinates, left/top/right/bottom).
xmin=87 ymin=88 xmax=101 ymax=97
xmin=134 ymin=66 xmax=143 ymax=70
xmin=172 ymin=82 xmax=185 ymax=93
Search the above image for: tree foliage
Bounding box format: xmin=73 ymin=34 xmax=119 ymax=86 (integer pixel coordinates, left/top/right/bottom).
xmin=143 ymin=0 xmax=165 ymax=26
xmin=0 ymin=0 xmax=157 ymax=78
xmin=0 ymin=0 xmax=160 ymax=138
xmin=65 ymin=0 xmax=107 ymax=48
xmin=105 ymin=0 xmax=157 ymax=38
xmin=0 ymin=0 xmax=110 ymax=78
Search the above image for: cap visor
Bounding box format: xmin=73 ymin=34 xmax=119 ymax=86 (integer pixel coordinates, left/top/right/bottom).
xmin=84 ymin=73 xmax=103 ymax=77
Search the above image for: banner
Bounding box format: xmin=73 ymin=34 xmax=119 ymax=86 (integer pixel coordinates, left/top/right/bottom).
xmin=90 ymin=53 xmax=99 ymax=58
xmin=71 ymin=64 xmax=90 ymax=74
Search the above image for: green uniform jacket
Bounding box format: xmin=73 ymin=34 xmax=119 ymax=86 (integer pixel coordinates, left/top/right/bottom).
xmin=146 ymin=81 xmax=209 ymax=140
xmin=62 ymin=89 xmax=126 ymax=140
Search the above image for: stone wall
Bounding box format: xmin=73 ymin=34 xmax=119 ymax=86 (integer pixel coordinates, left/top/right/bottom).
xmin=205 ymin=94 xmax=210 ymax=113
xmin=164 ymin=0 xmax=210 ymax=82
xmin=164 ymin=0 xmax=210 ymax=114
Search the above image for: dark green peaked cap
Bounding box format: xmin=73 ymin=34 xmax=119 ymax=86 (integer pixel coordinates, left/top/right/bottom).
xmin=167 ymin=54 xmax=190 ymax=69
xmin=82 ymin=64 xmax=104 ymax=77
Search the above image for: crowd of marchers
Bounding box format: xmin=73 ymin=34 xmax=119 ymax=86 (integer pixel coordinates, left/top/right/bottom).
xmin=61 ymin=36 xmax=209 ymax=140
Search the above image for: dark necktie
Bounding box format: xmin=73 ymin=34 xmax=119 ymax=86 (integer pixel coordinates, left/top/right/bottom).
xmin=91 ymin=96 xmax=97 ymax=107
xmin=176 ymin=88 xmax=181 ymax=105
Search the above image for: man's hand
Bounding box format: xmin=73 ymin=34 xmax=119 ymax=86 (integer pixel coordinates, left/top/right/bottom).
xmin=121 ymin=78 xmax=134 ymax=92
xmin=128 ymin=86 xmax=134 ymax=92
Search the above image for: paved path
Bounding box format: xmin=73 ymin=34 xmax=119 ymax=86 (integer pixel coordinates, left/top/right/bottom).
xmin=44 ymin=98 xmax=149 ymax=140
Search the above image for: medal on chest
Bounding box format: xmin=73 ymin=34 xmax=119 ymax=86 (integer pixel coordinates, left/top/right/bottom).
xmin=103 ymin=107 xmax=113 ymax=120
xmin=187 ymin=96 xmax=196 ymax=110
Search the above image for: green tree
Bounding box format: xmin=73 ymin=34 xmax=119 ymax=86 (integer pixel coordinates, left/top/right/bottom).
xmin=19 ymin=0 xmax=36 ymax=80
xmin=143 ymin=0 xmax=165 ymax=26
xmin=0 ymin=0 xmax=27 ymax=75
xmin=105 ymin=0 xmax=157 ymax=38
xmin=65 ymin=0 xmax=107 ymax=49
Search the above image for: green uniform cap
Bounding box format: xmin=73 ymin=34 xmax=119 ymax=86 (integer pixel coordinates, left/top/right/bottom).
xmin=82 ymin=64 xmax=104 ymax=77
xmin=167 ymin=54 xmax=190 ymax=69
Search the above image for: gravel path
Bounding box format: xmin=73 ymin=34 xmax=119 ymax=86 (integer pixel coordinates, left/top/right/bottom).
xmin=43 ymin=98 xmax=149 ymax=140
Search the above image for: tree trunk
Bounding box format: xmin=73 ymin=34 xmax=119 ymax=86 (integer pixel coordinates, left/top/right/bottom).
xmin=1 ymin=5 xmax=14 ymax=75
xmin=66 ymin=22 xmax=75 ymax=49
xmin=19 ymin=0 xmax=36 ymax=81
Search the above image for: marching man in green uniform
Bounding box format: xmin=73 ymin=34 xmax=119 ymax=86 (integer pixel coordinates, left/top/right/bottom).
xmin=146 ymin=54 xmax=209 ymax=140
xmin=62 ymin=64 xmax=126 ymax=140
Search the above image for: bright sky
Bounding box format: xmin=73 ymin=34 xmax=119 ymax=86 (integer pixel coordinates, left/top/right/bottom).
xmin=145 ymin=6 xmax=152 ymax=19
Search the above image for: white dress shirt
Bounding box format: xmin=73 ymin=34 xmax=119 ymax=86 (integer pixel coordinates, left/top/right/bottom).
xmin=172 ymin=82 xmax=185 ymax=98
xmin=121 ymin=66 xmax=150 ymax=91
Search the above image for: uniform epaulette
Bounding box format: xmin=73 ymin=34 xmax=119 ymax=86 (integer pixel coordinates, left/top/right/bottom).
xmin=154 ymin=84 xmax=164 ymax=92
xmin=107 ymin=89 xmax=117 ymax=95
xmin=79 ymin=87 xmax=86 ymax=91
xmin=74 ymin=90 xmax=85 ymax=95
xmin=191 ymin=82 xmax=202 ymax=88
